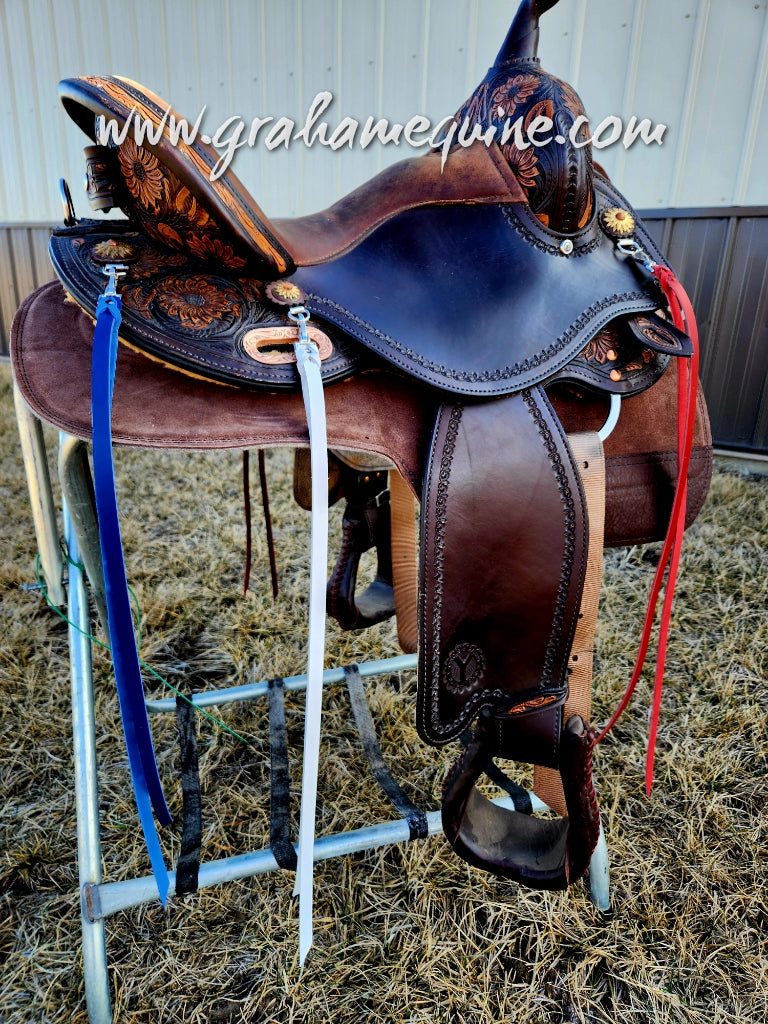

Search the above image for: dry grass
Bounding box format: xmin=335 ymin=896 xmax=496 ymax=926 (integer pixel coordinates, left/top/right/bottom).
xmin=1 ymin=363 xmax=766 ymax=1023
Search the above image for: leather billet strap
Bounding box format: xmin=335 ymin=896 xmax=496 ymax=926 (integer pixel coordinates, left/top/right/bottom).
xmin=535 ymin=431 xmax=606 ymax=816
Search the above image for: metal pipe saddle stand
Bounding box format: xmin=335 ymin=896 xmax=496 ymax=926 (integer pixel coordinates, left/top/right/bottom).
xmin=42 ymin=0 xmax=710 ymax=968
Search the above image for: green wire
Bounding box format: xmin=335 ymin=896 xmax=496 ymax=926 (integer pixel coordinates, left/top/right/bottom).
xmin=35 ymin=550 xmax=254 ymax=747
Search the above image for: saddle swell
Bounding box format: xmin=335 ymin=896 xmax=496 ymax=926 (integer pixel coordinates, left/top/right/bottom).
xmin=45 ymin=0 xmax=712 ymax=897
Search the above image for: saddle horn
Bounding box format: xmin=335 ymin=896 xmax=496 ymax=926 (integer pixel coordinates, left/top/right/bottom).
xmin=493 ymin=0 xmax=560 ymax=65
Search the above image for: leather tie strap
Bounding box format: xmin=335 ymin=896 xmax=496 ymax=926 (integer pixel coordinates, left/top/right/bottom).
xmin=289 ymin=310 xmax=329 ymax=970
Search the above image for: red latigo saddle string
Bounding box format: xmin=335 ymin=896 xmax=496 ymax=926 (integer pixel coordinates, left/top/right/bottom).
xmin=598 ymin=262 xmax=700 ymax=794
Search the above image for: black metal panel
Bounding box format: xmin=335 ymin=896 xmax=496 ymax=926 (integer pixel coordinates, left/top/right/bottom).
xmin=640 ymin=209 xmax=768 ymax=453
xmin=704 ymin=217 xmax=768 ymax=451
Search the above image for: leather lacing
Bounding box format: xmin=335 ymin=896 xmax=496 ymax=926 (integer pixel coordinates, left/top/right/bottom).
xmin=565 ymin=722 xmax=600 ymax=884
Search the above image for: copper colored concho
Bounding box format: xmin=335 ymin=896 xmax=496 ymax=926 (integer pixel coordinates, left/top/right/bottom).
xmin=90 ymin=238 xmax=139 ymax=264
xmin=265 ymin=280 xmax=306 ymax=307
xmin=241 ymin=324 xmax=333 ymax=364
xmin=599 ymin=206 xmax=636 ymax=239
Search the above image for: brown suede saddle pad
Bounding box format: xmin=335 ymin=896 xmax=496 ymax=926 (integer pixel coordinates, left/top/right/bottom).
xmin=29 ymin=0 xmax=712 ymax=891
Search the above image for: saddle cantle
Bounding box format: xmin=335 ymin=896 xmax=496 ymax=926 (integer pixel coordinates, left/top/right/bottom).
xmin=46 ymin=0 xmax=710 ymax=902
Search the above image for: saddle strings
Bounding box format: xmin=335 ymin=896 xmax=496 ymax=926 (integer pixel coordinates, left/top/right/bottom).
xmin=597 ymin=266 xmax=700 ymax=794
xmin=90 ymin=277 xmax=172 ymax=904
xmin=241 ymin=449 xmax=279 ymax=599
xmin=288 ymin=306 xmax=329 ymax=970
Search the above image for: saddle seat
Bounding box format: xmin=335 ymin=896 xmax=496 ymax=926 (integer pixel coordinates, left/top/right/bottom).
xmin=61 ymin=76 xmax=526 ymax=272
xmin=59 ymin=74 xmax=689 ymax=399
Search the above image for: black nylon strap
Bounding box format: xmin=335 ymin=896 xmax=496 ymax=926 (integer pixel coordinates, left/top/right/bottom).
xmin=459 ymin=729 xmax=534 ymax=815
xmin=267 ymin=677 xmax=298 ymax=870
xmin=174 ymin=695 xmax=202 ymax=895
xmin=344 ymin=664 xmax=428 ymax=840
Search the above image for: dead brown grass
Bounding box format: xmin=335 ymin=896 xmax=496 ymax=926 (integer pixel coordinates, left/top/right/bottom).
xmin=1 ymin=364 xmax=766 ymax=1023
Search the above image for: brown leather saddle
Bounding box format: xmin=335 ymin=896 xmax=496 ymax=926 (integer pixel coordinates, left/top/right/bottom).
xmin=46 ymin=0 xmax=711 ymax=891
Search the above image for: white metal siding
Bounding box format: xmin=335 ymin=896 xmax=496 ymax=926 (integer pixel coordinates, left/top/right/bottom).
xmin=0 ymin=0 xmax=766 ymax=222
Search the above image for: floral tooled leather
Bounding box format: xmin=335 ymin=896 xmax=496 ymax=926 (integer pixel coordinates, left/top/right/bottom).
xmin=451 ymin=64 xmax=593 ymax=234
xmin=115 ymin=137 xmax=248 ymax=270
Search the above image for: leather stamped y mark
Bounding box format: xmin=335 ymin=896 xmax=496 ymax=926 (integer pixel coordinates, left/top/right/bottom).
xmin=443 ymin=642 xmax=486 ymax=696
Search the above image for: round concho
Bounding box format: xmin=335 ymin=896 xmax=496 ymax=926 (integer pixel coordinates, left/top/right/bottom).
xmin=89 ymin=237 xmax=140 ymax=264
xmin=265 ymin=280 xmax=306 ymax=308
xmin=599 ymin=206 xmax=635 ymax=239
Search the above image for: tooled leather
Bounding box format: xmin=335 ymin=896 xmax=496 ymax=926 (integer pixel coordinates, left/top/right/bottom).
xmin=416 ymin=386 xmax=588 ymax=746
xmin=447 ymin=56 xmax=593 ymax=234
xmin=502 ymin=201 xmax=600 ymax=257
xmin=48 ymin=224 xmax=367 ymax=390
xmin=418 ymin=404 xmax=464 ymax=742
xmin=294 ymin=175 xmax=667 ymax=399
xmin=60 ymin=76 xmax=294 ymax=274
xmin=561 ymin=722 xmax=601 ymax=882
xmin=305 ymin=288 xmax=652 ymax=397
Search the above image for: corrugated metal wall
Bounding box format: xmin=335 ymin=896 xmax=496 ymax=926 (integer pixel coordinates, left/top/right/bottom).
xmin=2 ymin=0 xmax=767 ymax=453
xmin=2 ymin=0 xmax=767 ymax=222
xmin=643 ymin=210 xmax=768 ymax=452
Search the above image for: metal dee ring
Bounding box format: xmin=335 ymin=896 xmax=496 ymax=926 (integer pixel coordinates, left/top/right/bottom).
xmin=287 ymin=304 xmax=310 ymax=324
xmin=598 ymin=392 xmax=621 ymax=442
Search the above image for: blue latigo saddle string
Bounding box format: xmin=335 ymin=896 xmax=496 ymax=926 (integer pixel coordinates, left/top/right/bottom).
xmin=90 ymin=264 xmax=172 ymax=903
